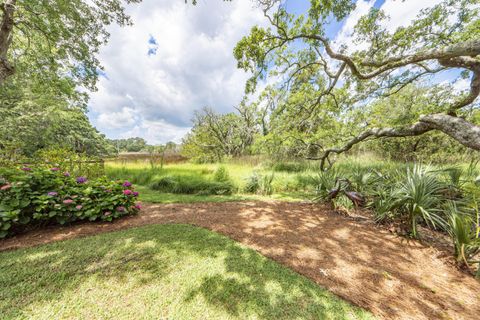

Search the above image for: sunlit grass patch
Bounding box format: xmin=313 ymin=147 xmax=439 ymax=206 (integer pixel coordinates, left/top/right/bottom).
xmin=0 ymin=224 xmax=374 ymax=320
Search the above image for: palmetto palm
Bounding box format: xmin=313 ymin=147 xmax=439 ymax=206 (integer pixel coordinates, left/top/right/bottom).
xmin=394 ymin=166 xmax=446 ymax=238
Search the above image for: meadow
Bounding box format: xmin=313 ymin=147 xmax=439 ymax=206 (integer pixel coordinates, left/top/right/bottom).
xmin=105 ymin=155 xmax=404 ymax=203
xmin=105 ymin=158 xmax=316 ymax=202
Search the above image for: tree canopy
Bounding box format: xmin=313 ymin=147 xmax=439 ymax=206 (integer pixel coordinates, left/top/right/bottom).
xmin=234 ymin=0 xmax=480 ymax=168
xmin=0 ymin=0 xmax=142 ymax=89
xmin=182 ymin=107 xmax=257 ymax=162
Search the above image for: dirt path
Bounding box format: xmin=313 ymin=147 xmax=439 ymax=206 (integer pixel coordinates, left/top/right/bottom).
xmin=1 ymin=201 xmax=479 ymax=320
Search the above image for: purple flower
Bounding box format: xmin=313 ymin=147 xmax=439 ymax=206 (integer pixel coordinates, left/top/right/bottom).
xmin=21 ymin=167 xmax=32 ymax=171
xmin=123 ymin=189 xmax=133 ymax=196
xmin=105 ymin=189 xmax=112 ymax=193
xmin=63 ymin=172 xmax=71 ymax=177
xmin=133 ymin=191 xmax=139 ymax=197
xmin=122 ymin=181 xmax=132 ymax=187
xmin=47 ymin=191 xmax=58 ymax=197
xmin=116 ymin=206 xmax=126 ymax=212
xmin=75 ymin=205 xmax=83 ymax=210
xmin=63 ymin=199 xmax=74 ymax=205
xmin=50 ymin=167 xmax=60 ymax=172
xmin=76 ymin=176 xmax=87 ymax=184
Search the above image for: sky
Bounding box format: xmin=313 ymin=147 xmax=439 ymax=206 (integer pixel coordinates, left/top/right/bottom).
xmin=88 ymin=0 xmax=450 ymax=145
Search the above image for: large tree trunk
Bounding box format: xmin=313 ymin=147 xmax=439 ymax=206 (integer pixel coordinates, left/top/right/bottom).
xmin=420 ymin=114 xmax=480 ymax=150
xmin=319 ymin=113 xmax=480 ymax=170
xmin=0 ymin=0 xmax=16 ymax=84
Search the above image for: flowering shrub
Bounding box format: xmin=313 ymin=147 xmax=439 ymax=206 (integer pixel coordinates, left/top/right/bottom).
xmin=0 ymin=167 xmax=140 ymax=238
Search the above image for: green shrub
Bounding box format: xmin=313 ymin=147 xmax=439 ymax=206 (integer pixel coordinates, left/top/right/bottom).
xmin=150 ymin=174 xmax=234 ymax=195
xmin=34 ymin=148 xmax=105 ymax=178
xmin=311 ymin=168 xmax=342 ymax=201
xmin=391 ymin=166 xmax=447 ymax=237
xmin=242 ymin=172 xmax=275 ymax=195
xmin=243 ymin=172 xmax=260 ymax=193
xmin=0 ymin=167 xmax=140 ymax=238
xmin=260 ymin=172 xmax=275 ymax=195
xmin=271 ymin=162 xmax=309 ymax=172
xmin=294 ymin=174 xmax=317 ymax=190
xmin=213 ymin=166 xmax=231 ymax=183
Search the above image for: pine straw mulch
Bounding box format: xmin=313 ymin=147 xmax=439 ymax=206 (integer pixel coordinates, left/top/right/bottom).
xmin=1 ymin=201 xmax=479 ymax=320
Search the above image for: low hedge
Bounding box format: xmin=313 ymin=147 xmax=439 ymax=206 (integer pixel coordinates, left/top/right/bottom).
xmin=0 ymin=167 xmax=140 ymax=238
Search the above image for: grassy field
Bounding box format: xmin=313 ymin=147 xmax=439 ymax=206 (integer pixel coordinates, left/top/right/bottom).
xmin=104 ymin=156 xmax=405 ymax=204
xmin=0 ymin=224 xmax=373 ymax=320
xmin=105 ymin=160 xmax=315 ymax=203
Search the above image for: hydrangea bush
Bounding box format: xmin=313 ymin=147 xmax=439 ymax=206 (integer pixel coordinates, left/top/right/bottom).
xmin=0 ymin=167 xmax=140 ymax=238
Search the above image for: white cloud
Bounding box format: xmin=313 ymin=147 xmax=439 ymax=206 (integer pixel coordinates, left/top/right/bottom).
xmin=380 ymin=0 xmax=444 ymax=33
xmin=452 ymin=77 xmax=470 ymax=93
xmin=122 ymin=119 xmax=191 ymax=144
xmin=88 ymin=0 xmax=266 ymax=144
xmin=334 ymin=0 xmax=445 ymax=50
xmin=333 ymin=0 xmax=375 ymax=51
xmin=97 ymin=107 xmax=138 ymax=129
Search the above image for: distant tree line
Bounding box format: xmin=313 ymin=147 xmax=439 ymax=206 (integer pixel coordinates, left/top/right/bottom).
xmin=107 ymin=138 xmax=178 ymax=154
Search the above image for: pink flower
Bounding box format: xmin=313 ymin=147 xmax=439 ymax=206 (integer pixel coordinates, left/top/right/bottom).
xmin=133 ymin=191 xmax=139 ymax=197
xmin=122 ymin=181 xmax=132 ymax=187
xmin=116 ymin=206 xmax=126 ymax=212
xmin=135 ymin=203 xmax=142 ymax=210
xmin=123 ymin=189 xmax=133 ymax=196
xmin=1 ymin=184 xmax=12 ymax=191
xmin=21 ymin=167 xmax=32 ymax=171
xmin=63 ymin=199 xmax=74 ymax=205
xmin=50 ymin=167 xmax=60 ymax=172
xmin=47 ymin=191 xmax=58 ymax=196
xmin=104 ymin=211 xmax=111 ymax=216
xmin=75 ymin=205 xmax=83 ymax=210
xmin=63 ymin=172 xmax=71 ymax=177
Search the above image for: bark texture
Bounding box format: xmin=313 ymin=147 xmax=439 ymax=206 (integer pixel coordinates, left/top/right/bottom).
xmin=0 ymin=0 xmax=16 ymax=84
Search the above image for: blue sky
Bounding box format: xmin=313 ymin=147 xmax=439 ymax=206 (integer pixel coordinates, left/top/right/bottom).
xmin=88 ymin=0 xmax=456 ymax=144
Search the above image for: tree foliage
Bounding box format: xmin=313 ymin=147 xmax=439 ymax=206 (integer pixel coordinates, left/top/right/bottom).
xmin=0 ymin=74 xmax=112 ymax=158
xmin=182 ymin=107 xmax=257 ymax=162
xmin=234 ymin=0 xmax=480 ymax=168
xmin=108 ymin=137 xmax=148 ymax=153
xmin=0 ymin=0 xmax=141 ymax=89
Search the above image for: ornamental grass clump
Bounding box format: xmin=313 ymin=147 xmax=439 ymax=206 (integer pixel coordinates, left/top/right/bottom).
xmin=0 ymin=167 xmax=140 ymax=238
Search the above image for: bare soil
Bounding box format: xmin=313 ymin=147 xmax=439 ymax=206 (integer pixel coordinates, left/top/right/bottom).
xmin=1 ymin=201 xmax=479 ymax=320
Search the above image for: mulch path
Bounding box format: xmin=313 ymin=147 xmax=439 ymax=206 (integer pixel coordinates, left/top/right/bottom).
xmin=1 ymin=201 xmax=479 ymax=320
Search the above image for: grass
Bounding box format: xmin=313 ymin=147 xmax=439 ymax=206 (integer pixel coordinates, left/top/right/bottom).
xmin=106 ymin=161 xmax=317 ymax=203
xmin=0 ymin=224 xmax=374 ymax=320
xmin=103 ymin=156 xmax=411 ymax=204
xmin=136 ymin=186 xmax=307 ymax=203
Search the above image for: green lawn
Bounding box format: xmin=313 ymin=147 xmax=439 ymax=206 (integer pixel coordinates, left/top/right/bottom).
xmin=0 ymin=224 xmax=373 ymax=320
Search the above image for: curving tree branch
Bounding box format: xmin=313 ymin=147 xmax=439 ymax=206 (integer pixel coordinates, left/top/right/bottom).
xmin=318 ymin=122 xmax=433 ymax=170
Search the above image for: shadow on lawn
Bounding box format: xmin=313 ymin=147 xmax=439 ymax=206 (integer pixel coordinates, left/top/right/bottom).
xmin=0 ymin=224 xmax=367 ymax=319
xmin=2 ymin=201 xmax=479 ymax=319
